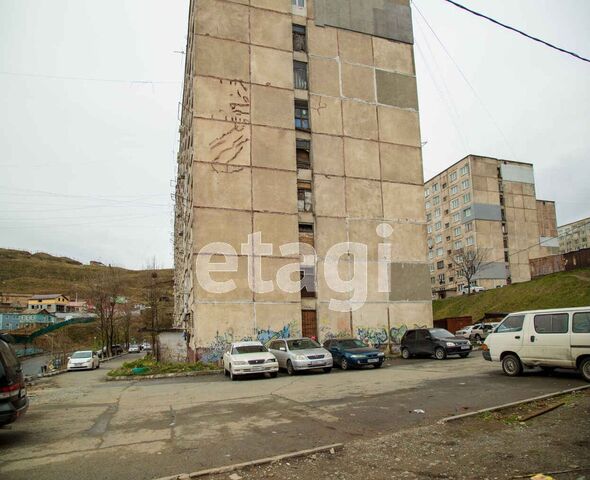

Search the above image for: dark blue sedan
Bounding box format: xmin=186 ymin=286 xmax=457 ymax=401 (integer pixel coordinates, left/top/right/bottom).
xmin=323 ymin=338 xmax=385 ymax=370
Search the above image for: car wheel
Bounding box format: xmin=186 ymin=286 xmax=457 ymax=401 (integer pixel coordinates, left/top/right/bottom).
xmin=579 ymin=358 xmax=590 ymax=382
xmin=459 ymin=353 xmax=470 ymax=359
xmin=434 ymin=347 xmax=447 ymax=360
xmin=269 ymin=372 xmax=278 ymax=378
xmin=224 ymin=368 xmax=229 ymax=377
xmin=229 ymin=366 xmax=237 ymax=381
xmin=341 ymin=358 xmax=349 ymax=370
xmin=323 ymin=367 xmax=332 ymax=374
xmin=502 ymin=354 xmax=523 ymax=377
xmin=401 ymin=348 xmax=411 ymax=360
xmin=286 ymin=360 xmax=296 ymax=376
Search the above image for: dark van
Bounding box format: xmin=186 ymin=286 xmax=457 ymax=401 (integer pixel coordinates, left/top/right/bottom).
xmin=0 ymin=337 xmax=29 ymax=426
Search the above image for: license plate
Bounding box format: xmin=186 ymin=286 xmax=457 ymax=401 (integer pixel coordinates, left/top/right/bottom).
xmin=311 ymin=361 xmax=324 ymax=366
xmin=368 ymin=358 xmax=379 ymax=363
xmin=461 ymin=346 xmax=470 ymax=350
xmin=253 ymin=366 xmax=263 ymax=371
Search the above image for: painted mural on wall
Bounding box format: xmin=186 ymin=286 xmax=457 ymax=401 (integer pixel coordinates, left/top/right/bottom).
xmin=355 ymin=324 xmax=429 ymax=352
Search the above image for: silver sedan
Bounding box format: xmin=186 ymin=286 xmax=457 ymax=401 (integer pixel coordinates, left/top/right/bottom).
xmin=267 ymin=338 xmax=333 ymax=375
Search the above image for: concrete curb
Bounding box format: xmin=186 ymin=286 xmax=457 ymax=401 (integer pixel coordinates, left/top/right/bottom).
xmin=153 ymin=443 xmax=344 ymax=480
xmin=106 ymin=369 xmax=223 ymax=382
xmin=438 ymin=384 xmax=590 ymax=424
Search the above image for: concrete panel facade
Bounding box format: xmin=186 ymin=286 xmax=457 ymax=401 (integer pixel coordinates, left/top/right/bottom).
xmin=174 ymin=0 xmax=432 ymax=362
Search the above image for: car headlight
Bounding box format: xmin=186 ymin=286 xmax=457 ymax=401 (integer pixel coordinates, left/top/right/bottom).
xmin=446 ymin=342 xmax=456 ymax=347
xmin=350 ymin=354 xmax=363 ymax=359
xmin=233 ymin=361 xmax=247 ymax=366
xmin=377 ymin=352 xmax=385 ymax=357
xmin=265 ymin=358 xmax=276 ymax=363
xmin=295 ymin=355 xmax=307 ymax=361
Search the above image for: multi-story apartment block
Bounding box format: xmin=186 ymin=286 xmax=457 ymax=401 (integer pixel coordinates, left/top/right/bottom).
xmin=174 ymin=0 xmax=433 ymax=362
xmin=424 ymin=155 xmax=559 ymax=298
xmin=559 ymin=217 xmax=590 ymax=254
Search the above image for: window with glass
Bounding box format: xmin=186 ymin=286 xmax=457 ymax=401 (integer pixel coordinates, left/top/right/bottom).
xmin=464 ymin=207 xmax=472 ymax=218
xmin=463 ymin=193 xmax=471 ymax=203
xmin=454 ymin=240 xmax=463 ymax=250
xmin=452 ymin=212 xmax=461 ymax=223
xmin=435 ymin=234 xmax=442 ymax=244
xmin=295 ymin=100 xmax=310 ymax=130
xmin=450 ymin=198 xmax=459 ymax=209
xmin=497 ymin=315 xmax=525 ymax=333
xmin=293 ymin=61 xmax=308 ymax=90
xmin=466 ymin=236 xmax=474 ymax=246
xmin=427 ymin=225 xmax=433 ymax=234
xmin=433 ymin=196 xmax=440 ymax=206
xmin=292 ymin=0 xmax=305 ymax=7
xmin=435 ymin=221 xmax=442 ymax=231
xmin=425 ymin=201 xmax=431 ymax=209
xmin=461 ymin=179 xmax=470 ymax=190
xmin=292 ymin=24 xmax=306 ymax=52
xmin=573 ymin=312 xmax=590 ymax=333
xmin=449 ymin=171 xmax=457 ymax=182
xmin=436 ymin=248 xmax=443 ymax=257
xmin=534 ymin=313 xmax=569 ymax=334
xmin=466 ymin=222 xmax=473 ymax=232
xmin=434 ymin=208 xmax=441 ymax=219
xmin=450 ymin=185 xmax=458 ymax=195
xmin=454 ymin=226 xmax=461 ymax=236
xmin=460 ymin=165 xmax=470 ymax=176
xmin=432 ymin=183 xmax=439 ymax=192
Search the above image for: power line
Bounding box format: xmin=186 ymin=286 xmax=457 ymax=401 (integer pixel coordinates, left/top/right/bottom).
xmin=0 ymin=70 xmax=182 ymax=85
xmin=442 ymin=0 xmax=590 ymax=64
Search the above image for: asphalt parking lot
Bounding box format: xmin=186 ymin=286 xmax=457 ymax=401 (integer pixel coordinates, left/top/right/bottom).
xmin=0 ymin=353 xmax=586 ymax=480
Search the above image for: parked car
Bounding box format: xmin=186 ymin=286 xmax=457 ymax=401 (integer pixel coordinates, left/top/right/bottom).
xmin=67 ymin=351 xmax=100 ymax=371
xmin=482 ymin=307 xmax=590 ymax=381
xmin=459 ymin=285 xmax=485 ymax=295
xmin=268 ymin=338 xmax=332 ymax=375
xmin=455 ymin=325 xmax=474 ymax=339
xmin=400 ymin=328 xmax=472 ymax=360
xmin=470 ymin=323 xmax=499 ymax=342
xmin=0 ymin=337 xmax=28 ymax=426
xmin=322 ymin=338 xmax=385 ymax=370
xmin=128 ymin=345 xmax=141 ymax=354
xmin=223 ymin=341 xmax=278 ymax=381
xmin=111 ymin=345 xmax=124 ymax=355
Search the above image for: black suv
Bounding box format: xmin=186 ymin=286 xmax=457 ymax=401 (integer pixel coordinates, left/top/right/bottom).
xmin=400 ymin=328 xmax=472 ymax=360
xmin=0 ymin=337 xmax=29 ymax=426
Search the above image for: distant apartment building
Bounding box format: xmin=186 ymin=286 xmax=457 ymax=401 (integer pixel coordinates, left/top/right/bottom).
xmin=174 ymin=0 xmax=432 ymax=361
xmin=424 ymin=155 xmax=559 ymax=298
xmin=559 ymin=217 xmax=590 ymax=254
xmin=0 ymin=309 xmax=56 ymax=332
xmin=28 ymin=294 xmax=69 ymax=313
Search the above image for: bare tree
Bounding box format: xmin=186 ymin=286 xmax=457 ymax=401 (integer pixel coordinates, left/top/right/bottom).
xmin=88 ymin=267 xmax=122 ymax=357
xmin=144 ymin=258 xmax=162 ymax=360
xmin=451 ymin=248 xmax=491 ymax=295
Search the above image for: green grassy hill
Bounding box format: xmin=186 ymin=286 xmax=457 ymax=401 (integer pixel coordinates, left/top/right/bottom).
xmin=0 ymin=248 xmax=173 ymax=303
xmin=433 ymin=268 xmax=590 ymax=321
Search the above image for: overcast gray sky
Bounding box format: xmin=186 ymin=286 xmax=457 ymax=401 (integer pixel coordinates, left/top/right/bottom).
xmin=0 ymin=0 xmax=588 ymax=269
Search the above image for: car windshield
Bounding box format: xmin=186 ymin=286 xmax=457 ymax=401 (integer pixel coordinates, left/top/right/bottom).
xmin=233 ymin=345 xmax=267 ymax=354
xmin=430 ymin=329 xmax=454 ymax=339
xmin=72 ymin=351 xmax=92 ymax=358
xmin=287 ymin=339 xmax=321 ymax=350
xmin=338 ymin=339 xmax=366 ymax=349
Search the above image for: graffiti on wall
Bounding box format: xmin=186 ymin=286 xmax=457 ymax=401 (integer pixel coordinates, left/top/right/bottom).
xmin=355 ymin=324 xmax=429 ymax=351
xmin=199 ymin=331 xmax=235 ymax=363
xmin=256 ymin=323 xmax=294 ymax=345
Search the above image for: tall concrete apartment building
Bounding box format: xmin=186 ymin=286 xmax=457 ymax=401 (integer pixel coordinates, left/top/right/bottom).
xmin=559 ymin=217 xmax=590 ymax=254
xmin=174 ymin=0 xmax=432 ymax=361
xmin=424 ymin=155 xmax=559 ymax=298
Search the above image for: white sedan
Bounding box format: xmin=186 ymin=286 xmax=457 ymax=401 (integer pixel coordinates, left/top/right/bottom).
xmin=223 ymin=341 xmax=278 ymax=381
xmin=67 ymin=351 xmax=100 ymax=371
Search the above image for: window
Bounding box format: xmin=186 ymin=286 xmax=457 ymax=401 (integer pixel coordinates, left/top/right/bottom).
xmin=429 ymin=264 xmax=435 ymax=273
xmin=437 ymin=273 xmax=446 ymax=284
xmin=534 ymin=313 xmax=569 ymax=334
xmin=461 ymin=179 xmax=470 ymax=190
xmin=424 ymin=188 xmax=431 ymax=198
xmin=299 ymin=223 xmax=314 ymax=246
xmin=454 ymin=240 xmax=463 ymax=250
xmin=437 ymin=261 xmax=444 ymax=270
xmin=573 ymin=312 xmax=590 ymax=333
xmin=295 ymin=100 xmax=310 ymax=130
xmin=463 ymin=207 xmax=472 ymax=218
xmin=454 ymin=226 xmax=461 ymax=237
xmin=428 ymin=251 xmax=434 ymax=259
xmin=296 ymin=139 xmax=311 ymax=169
xmin=449 ymin=171 xmax=457 ymax=182
xmin=452 ymin=212 xmax=461 ymax=223
xmin=292 ymin=24 xmax=306 ymax=52
xmin=297 ymin=181 xmax=312 ymax=212
xmin=432 ymin=183 xmax=439 ymax=192
xmin=433 ymin=196 xmax=440 ymax=206
xmin=427 ymin=238 xmax=434 ymax=248
xmin=436 ymin=247 xmax=443 ymax=257
xmin=427 ymin=225 xmax=433 ymax=234
xmin=292 ymin=0 xmax=305 ymax=7
xmin=425 ymin=201 xmax=431 ymax=209
xmin=460 ymin=165 xmax=470 ymax=176
xmin=497 ymin=315 xmax=525 ymax=333
xmin=465 ymin=222 xmax=473 ymax=232
xmin=426 ymin=213 xmax=432 ymax=222
xmin=300 ymin=265 xmax=315 ymax=297
xmin=435 ymin=221 xmax=442 ymax=231
xmin=466 ymin=236 xmax=474 ymax=246
xmin=434 ymin=208 xmax=441 ymax=219
xmin=463 ymin=193 xmax=471 ymax=204
xmin=293 ymin=61 xmax=308 ymax=90
xmin=450 ymin=185 xmax=458 ymax=195
xmin=450 ymin=198 xmax=459 ymax=210
xmin=435 ymin=234 xmax=442 ymax=244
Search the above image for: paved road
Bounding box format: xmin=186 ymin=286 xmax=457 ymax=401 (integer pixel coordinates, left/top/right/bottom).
xmin=21 ymin=354 xmax=53 ymax=377
xmin=0 ymin=353 xmax=586 ymax=480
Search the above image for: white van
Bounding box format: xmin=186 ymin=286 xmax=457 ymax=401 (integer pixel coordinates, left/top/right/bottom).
xmin=482 ymin=307 xmax=590 ymax=382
